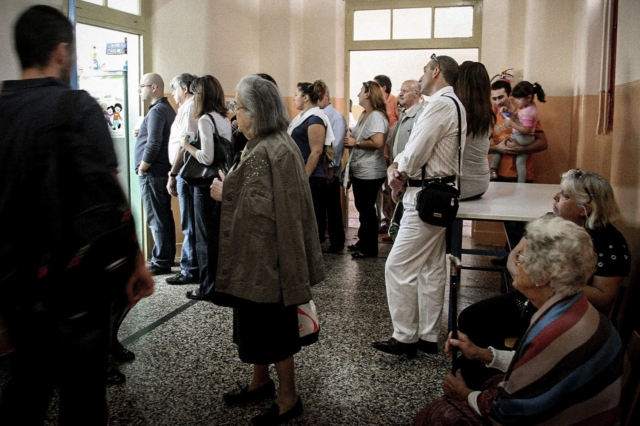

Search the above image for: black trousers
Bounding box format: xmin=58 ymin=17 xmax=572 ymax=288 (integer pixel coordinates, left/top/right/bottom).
xmin=194 ymin=186 xmax=221 ymax=299
xmin=325 ymin=176 xmax=345 ymax=250
xmin=309 ymin=177 xmax=329 ymax=244
xmin=0 ymin=301 xmax=111 ymax=425
xmin=456 ymin=291 xmax=534 ymax=389
xmin=352 ymin=176 xmax=386 ymax=256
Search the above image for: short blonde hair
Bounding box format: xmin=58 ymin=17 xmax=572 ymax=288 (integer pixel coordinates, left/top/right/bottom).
xmin=561 ymin=169 xmax=621 ymax=229
xmin=522 ymin=216 xmax=596 ymax=298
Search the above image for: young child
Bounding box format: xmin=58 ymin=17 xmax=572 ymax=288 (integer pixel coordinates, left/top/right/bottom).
xmin=490 ymin=81 xmax=546 ymax=182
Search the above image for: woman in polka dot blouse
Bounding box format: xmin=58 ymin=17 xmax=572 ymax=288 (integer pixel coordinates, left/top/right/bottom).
xmin=454 ymin=169 xmax=631 ymax=389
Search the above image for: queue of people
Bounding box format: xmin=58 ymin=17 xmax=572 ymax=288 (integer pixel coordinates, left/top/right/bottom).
xmin=0 ymin=5 xmax=633 ymax=426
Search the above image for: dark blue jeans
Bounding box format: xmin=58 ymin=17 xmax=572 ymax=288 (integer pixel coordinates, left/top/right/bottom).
xmin=139 ymin=175 xmax=176 ymax=268
xmin=177 ymin=176 xmax=199 ymax=278
xmin=194 ymin=186 xmax=220 ymax=298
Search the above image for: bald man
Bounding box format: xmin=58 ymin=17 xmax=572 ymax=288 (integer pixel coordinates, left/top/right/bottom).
xmin=135 ymin=73 xmax=176 ymax=274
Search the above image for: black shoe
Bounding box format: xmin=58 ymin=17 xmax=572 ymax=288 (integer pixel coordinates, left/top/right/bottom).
xmin=223 ymin=380 xmax=276 ymax=405
xmin=326 ymin=246 xmax=343 ymax=254
xmin=106 ymin=368 xmax=126 ymax=385
xmin=372 ymin=338 xmax=418 ymax=359
xmin=165 ymin=273 xmax=198 ymax=285
xmin=251 ymin=398 xmax=303 ymax=426
xmin=148 ymin=263 xmax=171 ymax=275
xmin=111 ymin=346 xmax=136 ymax=363
xmin=186 ymin=290 xmax=209 ymax=301
xmin=491 ymin=257 xmax=508 ymax=267
xmin=417 ymin=339 xmax=438 ymax=354
xmin=347 ymin=244 xmax=359 ymax=251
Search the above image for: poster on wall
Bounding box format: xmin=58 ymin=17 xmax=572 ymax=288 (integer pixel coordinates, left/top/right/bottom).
xmin=79 ymin=72 xmax=127 ymax=139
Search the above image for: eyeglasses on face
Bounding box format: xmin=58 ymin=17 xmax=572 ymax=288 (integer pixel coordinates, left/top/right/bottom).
xmin=399 ymin=88 xmax=417 ymax=94
xmin=572 ymin=168 xmax=593 ymax=204
xmin=232 ymin=103 xmax=246 ymax=114
xmin=139 ymin=84 xmax=153 ymax=88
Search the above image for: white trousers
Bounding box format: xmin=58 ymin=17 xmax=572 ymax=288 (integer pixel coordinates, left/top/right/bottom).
xmin=384 ymin=187 xmax=447 ymax=344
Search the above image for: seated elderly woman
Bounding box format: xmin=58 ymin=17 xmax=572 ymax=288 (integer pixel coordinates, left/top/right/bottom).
xmin=415 ymin=216 xmax=624 ymax=426
xmin=456 ymin=169 xmax=631 ymax=389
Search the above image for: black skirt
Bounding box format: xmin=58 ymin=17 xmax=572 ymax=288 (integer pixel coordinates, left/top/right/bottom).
xmin=232 ymin=300 xmax=301 ymax=365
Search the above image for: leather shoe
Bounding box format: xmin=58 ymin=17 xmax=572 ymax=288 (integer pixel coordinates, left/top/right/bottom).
xmin=417 ymin=339 xmax=438 ymax=354
xmin=106 ymin=368 xmax=126 ymax=385
xmin=111 ymin=346 xmax=136 ymax=363
xmin=148 ymin=263 xmax=171 ymax=275
xmin=372 ymin=337 xmax=417 ymax=359
xmin=223 ymin=380 xmax=276 ymax=405
xmin=251 ymin=398 xmax=303 ymax=426
xmin=166 ymin=273 xmax=198 ymax=285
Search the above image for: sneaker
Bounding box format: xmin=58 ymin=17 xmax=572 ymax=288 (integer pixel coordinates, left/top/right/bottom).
xmin=148 ymin=263 xmax=171 ymax=275
xmin=165 ymin=273 xmax=198 ymax=285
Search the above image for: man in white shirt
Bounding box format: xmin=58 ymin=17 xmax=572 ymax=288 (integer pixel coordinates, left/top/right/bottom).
xmin=373 ymin=55 xmax=466 ymax=358
xmin=166 ymin=73 xmax=199 ymax=285
xmin=318 ymin=87 xmax=347 ymax=253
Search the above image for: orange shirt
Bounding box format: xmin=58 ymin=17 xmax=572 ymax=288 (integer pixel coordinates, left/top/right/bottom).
xmin=491 ymin=110 xmax=544 ymax=181
xmin=386 ymin=93 xmax=398 ymax=129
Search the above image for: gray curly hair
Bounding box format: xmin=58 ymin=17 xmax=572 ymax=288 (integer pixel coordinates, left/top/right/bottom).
xmin=521 ymin=216 xmax=597 ymax=298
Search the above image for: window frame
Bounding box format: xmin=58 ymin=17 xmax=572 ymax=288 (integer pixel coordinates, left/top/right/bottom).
xmin=344 ymin=0 xmax=483 ymax=114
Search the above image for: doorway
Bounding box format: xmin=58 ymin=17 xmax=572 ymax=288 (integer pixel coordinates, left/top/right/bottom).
xmin=74 ymin=23 xmax=144 ymax=242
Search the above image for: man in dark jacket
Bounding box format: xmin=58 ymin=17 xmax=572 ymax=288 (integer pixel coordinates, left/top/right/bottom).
xmin=0 ymin=5 xmax=153 ymax=424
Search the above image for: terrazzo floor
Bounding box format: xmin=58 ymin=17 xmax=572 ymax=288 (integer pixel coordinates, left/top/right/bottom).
xmin=0 ymin=223 xmax=504 ymax=426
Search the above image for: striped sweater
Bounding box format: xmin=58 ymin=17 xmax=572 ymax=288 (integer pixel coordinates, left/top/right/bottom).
xmin=482 ymin=293 xmax=623 ymax=426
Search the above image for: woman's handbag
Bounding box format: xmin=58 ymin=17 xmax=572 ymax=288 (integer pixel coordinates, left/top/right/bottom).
xmin=298 ymin=300 xmax=319 ymax=346
xmin=180 ymin=114 xmax=233 ymax=187
xmin=415 ymin=95 xmax=462 ymax=228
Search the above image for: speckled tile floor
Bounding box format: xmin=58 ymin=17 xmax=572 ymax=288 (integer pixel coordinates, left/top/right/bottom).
xmin=0 ymin=223 xmax=504 ymax=426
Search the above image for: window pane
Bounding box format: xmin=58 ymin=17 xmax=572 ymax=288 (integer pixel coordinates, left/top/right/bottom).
xmin=349 ymin=48 xmax=479 ymax=115
xmin=393 ymin=8 xmax=432 ymax=39
xmin=354 ymin=10 xmax=391 ymax=41
xmin=83 ymin=0 xmax=104 ymax=5
xmin=434 ymin=7 xmax=473 ymax=38
xmin=108 ymin=0 xmax=140 ymax=15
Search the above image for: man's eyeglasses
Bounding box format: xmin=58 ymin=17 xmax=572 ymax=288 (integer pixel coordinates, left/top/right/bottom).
xmin=430 ymin=53 xmax=440 ymax=67
xmin=573 ymin=169 xmax=593 ymax=204
xmin=139 ymin=84 xmax=153 ymax=88
xmin=399 ymin=89 xmax=417 ymax=94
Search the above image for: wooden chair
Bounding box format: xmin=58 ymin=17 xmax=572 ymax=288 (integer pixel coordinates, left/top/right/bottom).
xmin=621 ymin=330 xmax=640 ymax=426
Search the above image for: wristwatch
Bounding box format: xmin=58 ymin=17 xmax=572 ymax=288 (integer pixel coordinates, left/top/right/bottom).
xmin=356 ymin=140 xmax=361 ymax=148
xmin=169 ymin=171 xmax=178 ymax=177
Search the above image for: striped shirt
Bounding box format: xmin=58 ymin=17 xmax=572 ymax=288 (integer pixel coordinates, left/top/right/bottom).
xmin=477 ymin=293 xmax=623 ymax=426
xmin=395 ymin=86 xmax=466 ymax=180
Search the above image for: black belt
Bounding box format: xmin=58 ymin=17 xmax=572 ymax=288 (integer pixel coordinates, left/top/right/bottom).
xmin=406 ymin=175 xmax=455 ymax=187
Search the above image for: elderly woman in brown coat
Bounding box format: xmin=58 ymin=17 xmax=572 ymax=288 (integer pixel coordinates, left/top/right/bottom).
xmin=210 ymin=74 xmax=324 ymax=426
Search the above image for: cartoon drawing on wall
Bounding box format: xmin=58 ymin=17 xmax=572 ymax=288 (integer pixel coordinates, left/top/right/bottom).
xmin=112 ymin=103 xmax=123 ymax=129
xmin=104 ymin=104 xmax=114 ymax=128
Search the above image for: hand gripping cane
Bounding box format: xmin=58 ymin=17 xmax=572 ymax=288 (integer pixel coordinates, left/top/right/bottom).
xmin=448 ymin=254 xmax=461 ymax=373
